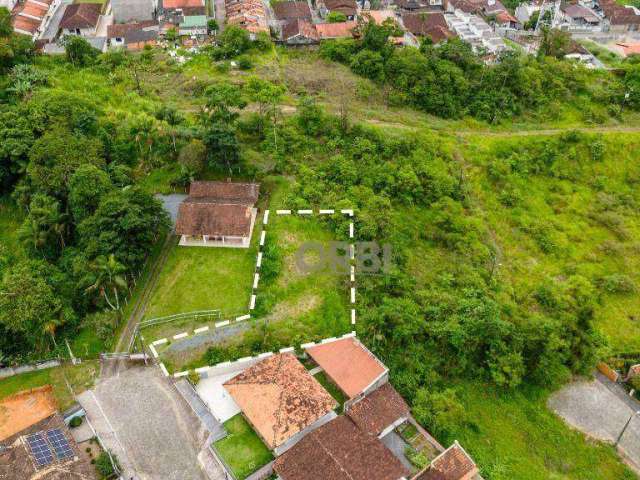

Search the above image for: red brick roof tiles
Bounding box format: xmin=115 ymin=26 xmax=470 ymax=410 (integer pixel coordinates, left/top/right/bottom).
xmin=414 ymin=442 xmax=479 ymax=480
xmin=346 ymin=383 xmax=410 ymax=436
xmin=306 ymin=337 xmax=387 ymax=398
xmin=274 ymin=415 xmax=410 ymax=480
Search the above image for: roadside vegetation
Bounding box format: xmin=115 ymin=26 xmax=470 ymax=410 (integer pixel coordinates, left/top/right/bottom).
xmin=2 ymin=12 xmax=640 ymax=479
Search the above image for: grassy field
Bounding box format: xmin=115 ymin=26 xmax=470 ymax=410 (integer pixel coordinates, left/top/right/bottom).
xmin=214 ymin=414 xmax=273 ymax=480
xmin=449 ymin=381 xmax=636 ymax=480
xmin=0 ymin=362 xmax=99 ymax=412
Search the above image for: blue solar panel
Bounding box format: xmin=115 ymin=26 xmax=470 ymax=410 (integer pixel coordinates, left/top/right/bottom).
xmin=46 ymin=429 xmax=74 ymax=461
xmin=26 ymin=432 xmax=54 ymax=468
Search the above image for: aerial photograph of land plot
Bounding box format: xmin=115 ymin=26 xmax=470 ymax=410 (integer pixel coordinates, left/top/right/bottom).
xmin=3 ymin=1 xmax=640 ymax=478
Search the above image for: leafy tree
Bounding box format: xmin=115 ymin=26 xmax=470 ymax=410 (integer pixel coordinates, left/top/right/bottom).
xmin=0 ymin=28 xmax=35 ymax=75
xmin=207 ymin=19 xmax=219 ymax=35
xmin=0 ymin=260 xmax=71 ymax=351
xmin=350 ymin=49 xmax=385 ymax=82
xmin=327 ymin=11 xmax=347 ymax=22
xmin=0 ymin=106 xmax=36 ymax=191
xmin=412 ymin=388 xmax=467 ymax=441
xmin=7 ymin=64 xmax=49 ymax=99
xmin=538 ymin=27 xmax=571 ymax=59
xmin=0 ymin=7 xmax=11 ymax=37
xmin=68 ymin=164 xmax=113 ymax=223
xmin=85 ymin=254 xmax=127 ymax=310
xmin=62 ymin=35 xmax=99 ymax=67
xmin=202 ymin=123 xmax=241 ymax=172
xmin=215 ymin=25 xmax=251 ymax=58
xmin=18 ymin=194 xmax=68 ymax=256
xmin=203 ymin=82 xmax=246 ymax=123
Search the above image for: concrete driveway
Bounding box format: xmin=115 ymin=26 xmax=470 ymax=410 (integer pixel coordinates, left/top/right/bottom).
xmin=548 ymin=374 xmax=640 ymax=470
xmin=78 ymin=365 xmax=224 ymax=480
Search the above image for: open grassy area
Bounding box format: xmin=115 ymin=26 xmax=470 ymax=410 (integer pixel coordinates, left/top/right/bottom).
xmin=449 ymin=381 xmax=636 ymax=480
xmin=214 ymin=414 xmax=273 ymax=480
xmin=0 ymin=362 xmax=99 ymax=412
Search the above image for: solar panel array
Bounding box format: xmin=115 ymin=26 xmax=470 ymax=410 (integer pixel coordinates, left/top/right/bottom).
xmin=25 ymin=429 xmax=75 ymax=469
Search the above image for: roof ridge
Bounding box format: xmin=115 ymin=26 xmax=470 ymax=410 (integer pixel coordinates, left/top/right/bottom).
xmin=271 ymin=354 xmax=288 ymax=448
xmin=315 ymin=432 xmax=355 ymax=480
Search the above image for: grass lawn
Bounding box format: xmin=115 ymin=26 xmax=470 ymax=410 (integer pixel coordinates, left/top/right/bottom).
xmin=313 ymin=371 xmax=346 ymax=411
xmin=214 ymin=414 xmax=273 ymax=479
xmin=142 ymin=233 xmax=258 ymax=341
xmin=0 ymin=361 xmax=99 ymax=412
xmin=449 ymin=381 xmax=636 ymax=480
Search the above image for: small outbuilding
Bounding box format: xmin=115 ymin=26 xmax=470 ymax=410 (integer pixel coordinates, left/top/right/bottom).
xmin=175 ymin=181 xmax=259 ymax=248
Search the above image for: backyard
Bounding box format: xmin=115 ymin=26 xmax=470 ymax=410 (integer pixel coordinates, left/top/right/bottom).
xmin=213 ymin=414 xmax=273 ymax=480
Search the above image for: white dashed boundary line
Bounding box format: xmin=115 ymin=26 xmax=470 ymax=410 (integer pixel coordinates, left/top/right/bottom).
xmin=151 ymin=207 xmax=358 ymax=373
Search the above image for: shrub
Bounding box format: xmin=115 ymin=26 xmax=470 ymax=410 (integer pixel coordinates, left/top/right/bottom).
xmin=237 ymin=55 xmax=253 ymax=70
xmin=69 ymin=416 xmax=83 ymax=428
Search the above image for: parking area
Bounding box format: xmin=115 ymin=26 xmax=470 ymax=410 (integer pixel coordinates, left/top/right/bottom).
xmin=78 ymin=365 xmax=224 ymax=480
xmin=548 ymin=375 xmax=640 ymax=470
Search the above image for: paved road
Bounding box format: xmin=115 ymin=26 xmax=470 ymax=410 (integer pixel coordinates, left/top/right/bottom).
xmin=79 ymin=366 xmax=225 ymax=480
xmin=548 ymin=374 xmax=640 ymax=471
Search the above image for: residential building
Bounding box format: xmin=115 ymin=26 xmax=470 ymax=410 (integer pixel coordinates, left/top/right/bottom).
xmin=413 ymin=441 xmax=482 ymax=480
xmin=273 ymin=0 xmax=311 ymax=20
xmin=273 ymin=415 xmax=410 ymax=480
xmin=402 ymin=11 xmax=456 ymax=42
xmin=161 ymin=0 xmax=206 ymax=14
xmin=225 ymin=0 xmax=268 ymax=33
xmin=59 ymin=3 xmax=102 ymax=36
xmin=178 ymin=14 xmax=207 ymax=36
xmin=10 ymin=0 xmax=55 ymax=38
xmin=107 ymin=20 xmax=159 ymax=49
xmin=315 ymin=20 xmax=357 ymax=38
xmin=223 ymin=353 xmax=338 ymax=454
xmin=318 ymin=0 xmax=358 ymax=20
xmin=494 ymin=10 xmax=520 ymax=29
xmin=600 ymin=0 xmax=640 ymax=32
xmin=558 ymin=3 xmax=601 ymax=29
xmin=346 ymin=383 xmax=411 ymax=438
xmin=305 ymin=336 xmax=389 ymax=400
xmin=281 ymin=18 xmax=319 ymax=44
xmin=175 ymin=181 xmax=260 ymax=248
xmin=394 ymin=0 xmax=447 ymax=12
xmin=514 ymin=1 xmax=541 ymax=23
xmin=446 ymin=9 xmax=506 ymax=53
xmin=112 ymin=0 xmax=156 ymax=23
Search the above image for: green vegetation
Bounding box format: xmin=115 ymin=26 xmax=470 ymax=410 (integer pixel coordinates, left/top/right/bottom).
xmin=214 ymin=414 xmax=273 ymax=479
xmin=0 ymin=361 xmax=98 ymax=411
xmin=314 ymin=371 xmax=347 ymax=411
xmin=2 ymin=13 xmax=640 ymax=478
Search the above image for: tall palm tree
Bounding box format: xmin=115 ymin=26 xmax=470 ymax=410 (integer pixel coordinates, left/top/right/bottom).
xmin=18 ymin=218 xmax=48 ymax=252
xmin=85 ymin=254 xmax=128 ymax=310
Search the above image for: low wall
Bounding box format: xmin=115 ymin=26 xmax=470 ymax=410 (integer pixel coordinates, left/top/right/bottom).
xmin=0 ymin=359 xmax=61 ymax=380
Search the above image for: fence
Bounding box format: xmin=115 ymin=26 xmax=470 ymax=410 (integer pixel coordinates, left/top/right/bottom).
xmin=138 ymin=309 xmax=223 ymax=330
xmin=0 ymin=359 xmax=61 ymax=380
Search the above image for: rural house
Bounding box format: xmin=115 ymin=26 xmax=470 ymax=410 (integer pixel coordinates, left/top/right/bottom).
xmin=223 ymin=353 xmax=338 ymax=454
xmin=59 ymin=3 xmax=102 ymax=36
xmin=281 ymin=18 xmax=320 ymax=44
xmin=318 ymin=0 xmax=358 ymax=20
xmin=273 ymin=415 xmax=410 ymax=480
xmin=315 ymin=20 xmax=357 ymax=38
xmin=401 ymin=12 xmax=456 ymax=42
xmin=107 ymin=20 xmax=159 ymax=49
xmin=10 ymin=0 xmax=54 ymax=38
xmin=413 ymin=441 xmax=481 ymax=480
xmin=175 ymin=180 xmax=259 ymax=248
xmin=273 ymin=0 xmax=312 ymax=20
xmin=225 ymin=0 xmax=269 ymax=33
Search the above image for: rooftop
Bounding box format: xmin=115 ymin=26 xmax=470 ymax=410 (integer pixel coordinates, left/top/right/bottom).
xmin=273 ymin=1 xmax=311 ymax=20
xmin=346 ymin=383 xmax=410 ymax=436
xmin=59 ymin=2 xmax=102 ymax=30
xmin=414 ymin=441 xmax=479 ymax=480
xmin=306 ymin=337 xmax=387 ymax=398
xmin=315 ymin=21 xmax=357 ymax=38
xmin=162 ymin=0 xmax=204 ymax=9
xmin=223 ymin=353 xmax=337 ymax=450
xmin=0 ymin=386 xmax=57 ymax=442
xmin=274 ymin=415 xmax=410 ymax=480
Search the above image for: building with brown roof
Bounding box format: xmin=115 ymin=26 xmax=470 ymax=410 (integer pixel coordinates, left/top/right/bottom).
xmin=274 ymin=415 xmax=410 ymax=480
xmin=223 ymin=353 xmax=338 ymax=454
xmin=305 ymin=336 xmax=388 ymax=399
xmin=59 ymin=3 xmax=102 ymax=36
xmin=282 ymin=18 xmax=319 ymax=44
xmin=107 ymin=20 xmax=159 ymax=49
xmin=601 ymin=0 xmax=640 ymax=32
xmin=395 ymin=0 xmax=447 ymax=11
xmin=175 ymin=181 xmax=259 ymax=248
xmin=318 ymin=0 xmax=358 ymax=20
xmin=401 ymin=12 xmax=455 ymax=42
xmin=413 ymin=442 xmax=480 ymax=480
xmin=346 ymin=383 xmax=410 ymax=438
xmin=10 ymin=0 xmax=55 ymax=38
xmin=273 ymin=0 xmax=311 ymax=20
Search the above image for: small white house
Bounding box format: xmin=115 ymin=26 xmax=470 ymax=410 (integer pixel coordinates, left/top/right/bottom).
xmin=59 ymin=3 xmax=102 ymax=36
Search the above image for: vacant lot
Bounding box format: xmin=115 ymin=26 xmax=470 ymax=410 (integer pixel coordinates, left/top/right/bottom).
xmin=0 ymin=362 xmax=98 ymax=411
xmin=213 ymin=414 xmax=273 ymax=480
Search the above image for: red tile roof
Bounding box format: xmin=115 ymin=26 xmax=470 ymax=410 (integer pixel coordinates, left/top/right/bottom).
xmin=274 ymin=415 xmax=410 ymax=480
xmin=282 ymin=18 xmax=319 ymax=41
xmin=346 ymin=383 xmax=410 ymax=436
xmin=59 ymin=3 xmax=102 ymax=30
xmin=12 ymin=15 xmax=40 ymax=33
xmin=273 ymin=0 xmax=311 ymax=19
xmin=306 ymin=337 xmax=387 ymax=398
xmin=21 ymin=2 xmax=48 ymax=18
xmin=402 ymin=12 xmax=455 ymax=42
xmin=315 ymin=20 xmax=357 ymax=38
xmin=175 ymin=181 xmax=259 ymax=238
xmin=224 ymin=354 xmax=337 ymax=450
xmin=414 ymin=442 xmax=479 ymax=480
xmin=107 ymin=20 xmax=158 ymax=38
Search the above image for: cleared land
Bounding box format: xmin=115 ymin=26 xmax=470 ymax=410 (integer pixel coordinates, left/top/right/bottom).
xmin=0 ymin=362 xmax=98 ymax=412
xmin=213 ymin=414 xmax=273 ymax=480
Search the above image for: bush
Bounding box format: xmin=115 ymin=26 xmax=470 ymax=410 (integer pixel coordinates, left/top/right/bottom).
xmin=95 ymin=451 xmax=116 ymax=479
xmin=237 ymin=55 xmax=253 ymax=70
xmin=69 ymin=416 xmax=83 ymax=428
